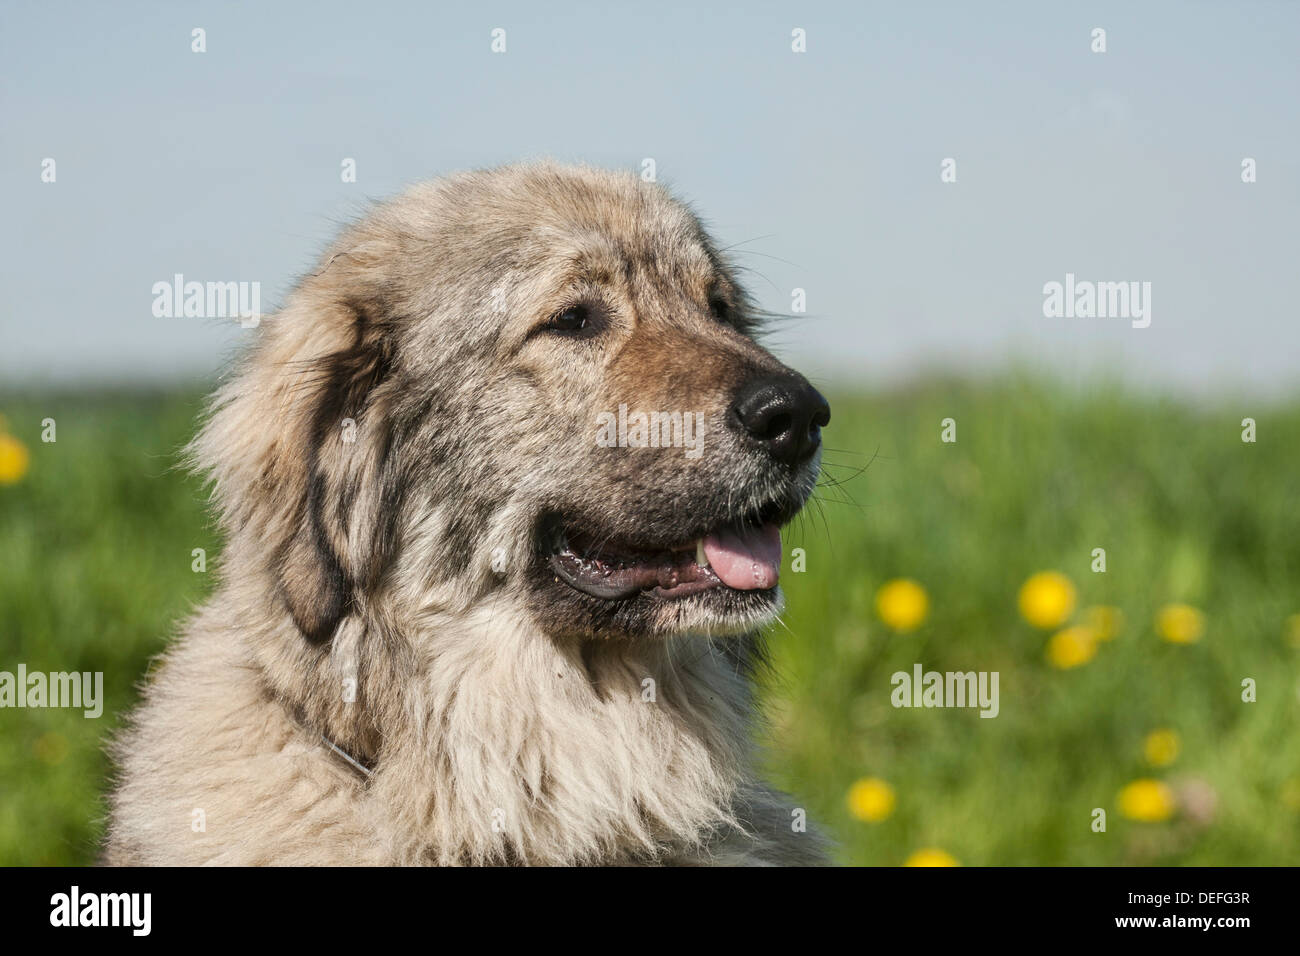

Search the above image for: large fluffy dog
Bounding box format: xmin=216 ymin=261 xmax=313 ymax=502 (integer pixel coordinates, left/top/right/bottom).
xmin=106 ymin=163 xmax=831 ymax=865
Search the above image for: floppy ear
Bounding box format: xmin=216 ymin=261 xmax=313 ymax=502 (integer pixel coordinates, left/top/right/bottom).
xmin=193 ymin=293 xmax=398 ymax=645
xmin=277 ymin=467 xmax=351 ymax=644
xmin=278 ymin=303 xmax=397 ymax=643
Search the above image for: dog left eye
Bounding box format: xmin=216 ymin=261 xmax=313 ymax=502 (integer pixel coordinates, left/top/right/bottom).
xmin=708 ymin=296 xmax=731 ymax=322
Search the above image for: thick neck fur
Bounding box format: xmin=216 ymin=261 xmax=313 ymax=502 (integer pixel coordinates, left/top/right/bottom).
xmin=237 ymin=579 xmax=762 ymax=865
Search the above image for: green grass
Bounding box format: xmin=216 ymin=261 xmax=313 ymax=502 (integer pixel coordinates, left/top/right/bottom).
xmin=1 ymin=378 xmax=1298 ymax=865
xmin=764 ymin=376 xmax=1300 ymax=865
xmin=0 ymin=392 xmax=215 ymax=865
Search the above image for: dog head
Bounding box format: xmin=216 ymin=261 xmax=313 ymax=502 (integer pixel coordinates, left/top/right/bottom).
xmin=198 ymin=163 xmax=828 ymax=643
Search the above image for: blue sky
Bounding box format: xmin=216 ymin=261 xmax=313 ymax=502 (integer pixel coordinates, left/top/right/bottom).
xmin=2 ymin=0 xmax=1297 ymax=395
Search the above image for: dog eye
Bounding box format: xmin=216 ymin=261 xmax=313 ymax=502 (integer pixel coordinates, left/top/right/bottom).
xmin=708 ymin=297 xmax=731 ymax=322
xmin=551 ymin=305 xmax=588 ymax=331
xmin=544 ymin=303 xmax=602 ymax=337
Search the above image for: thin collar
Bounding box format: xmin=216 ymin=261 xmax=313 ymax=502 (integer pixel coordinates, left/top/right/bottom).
xmin=320 ymin=733 xmax=375 ymax=780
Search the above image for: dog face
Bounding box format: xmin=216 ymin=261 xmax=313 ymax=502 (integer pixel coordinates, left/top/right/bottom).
xmin=199 ymin=164 xmax=828 ymax=644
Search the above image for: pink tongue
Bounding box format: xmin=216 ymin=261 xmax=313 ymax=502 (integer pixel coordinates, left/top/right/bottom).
xmin=702 ymin=524 xmax=782 ymax=590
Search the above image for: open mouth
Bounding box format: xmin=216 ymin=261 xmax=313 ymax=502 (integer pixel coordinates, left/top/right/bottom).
xmin=547 ymin=520 xmax=783 ymax=601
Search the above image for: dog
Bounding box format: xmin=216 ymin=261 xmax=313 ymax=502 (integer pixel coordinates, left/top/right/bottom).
xmin=105 ymin=163 xmax=831 ymax=865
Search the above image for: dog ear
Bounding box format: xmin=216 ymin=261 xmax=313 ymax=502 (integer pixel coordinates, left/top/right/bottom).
xmin=277 ymin=470 xmax=351 ymax=643
xmin=276 ymin=305 xmax=397 ymax=644
xmin=191 ymin=266 xmax=402 ymax=646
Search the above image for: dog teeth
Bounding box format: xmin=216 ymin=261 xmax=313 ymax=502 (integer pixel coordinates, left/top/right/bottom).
xmin=696 ymin=538 xmax=709 ymax=568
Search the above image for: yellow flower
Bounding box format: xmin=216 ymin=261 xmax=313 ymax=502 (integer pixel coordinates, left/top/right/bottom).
xmin=1285 ymin=614 xmax=1300 ymax=650
xmin=0 ymin=431 xmax=30 ymax=485
xmin=1143 ymin=729 xmax=1181 ymax=767
xmin=1118 ymin=778 xmax=1176 ymax=822
xmin=1156 ymin=603 xmax=1205 ymax=644
xmin=1045 ymin=625 xmax=1097 ymax=669
xmin=1018 ymin=571 xmax=1077 ymax=629
xmin=904 ymin=848 xmax=959 ymax=867
xmin=1084 ymin=605 xmax=1125 ymax=641
xmin=875 ymin=578 xmax=928 ymax=633
xmin=846 ymin=777 xmax=896 ymax=822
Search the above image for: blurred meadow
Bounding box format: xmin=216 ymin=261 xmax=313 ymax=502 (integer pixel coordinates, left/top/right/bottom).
xmin=1 ymin=378 xmax=1299 ymax=865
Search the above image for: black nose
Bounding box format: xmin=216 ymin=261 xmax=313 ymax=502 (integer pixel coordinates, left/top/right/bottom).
xmin=730 ymin=375 xmax=830 ymax=465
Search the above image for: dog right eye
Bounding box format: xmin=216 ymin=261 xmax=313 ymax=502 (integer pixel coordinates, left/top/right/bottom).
xmin=550 ymin=305 xmax=588 ymax=331
xmin=542 ymin=303 xmax=604 ymax=338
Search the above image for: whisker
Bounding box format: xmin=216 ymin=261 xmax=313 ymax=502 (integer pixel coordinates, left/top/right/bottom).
xmin=718 ymin=234 xmax=777 ymax=253
xmin=729 ymin=248 xmax=802 ymax=269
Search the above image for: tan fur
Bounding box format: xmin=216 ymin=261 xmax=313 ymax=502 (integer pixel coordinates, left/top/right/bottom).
xmin=105 ymin=163 xmax=828 ymax=865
